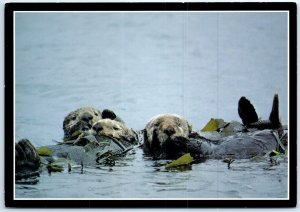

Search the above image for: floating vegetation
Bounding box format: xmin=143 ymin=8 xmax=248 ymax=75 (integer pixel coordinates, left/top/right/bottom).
xmin=37 ymin=146 xmax=53 ymax=156
xmin=71 ymin=130 xmax=81 ymax=138
xmin=165 ymin=153 xmax=193 ymax=171
xmin=250 ymin=155 xmax=267 ymax=162
xmin=272 ymin=131 xmax=287 ymax=154
xmin=46 ymin=162 xmax=64 ymax=173
xmin=96 ymin=150 xmax=116 ymax=167
xmin=62 ymin=130 xmax=83 ymax=142
xmin=223 ymin=158 xmax=235 ymax=169
xmin=201 ymin=118 xmax=226 ymax=132
xmin=270 ymin=149 xmax=283 ymax=157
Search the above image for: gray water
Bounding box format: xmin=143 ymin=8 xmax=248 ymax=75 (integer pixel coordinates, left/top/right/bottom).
xmin=15 ymin=12 xmax=288 ymax=199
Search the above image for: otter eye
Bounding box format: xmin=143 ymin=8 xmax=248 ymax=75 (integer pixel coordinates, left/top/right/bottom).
xmin=71 ymin=116 xmax=76 ymax=120
xmin=94 ymin=112 xmax=99 ymax=116
xmin=113 ymin=127 xmax=120 ymax=130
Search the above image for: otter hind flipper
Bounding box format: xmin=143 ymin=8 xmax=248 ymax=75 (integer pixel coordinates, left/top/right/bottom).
xmin=238 ymin=96 xmax=259 ymax=126
xmin=268 ymin=93 xmax=281 ymax=128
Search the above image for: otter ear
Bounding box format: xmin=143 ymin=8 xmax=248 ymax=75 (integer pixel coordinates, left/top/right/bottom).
xmin=102 ymin=109 xmax=117 ymax=120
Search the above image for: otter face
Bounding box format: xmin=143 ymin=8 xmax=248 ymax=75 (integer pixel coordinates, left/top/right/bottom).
xmin=144 ymin=114 xmax=190 ymax=158
xmin=91 ymin=119 xmax=137 ymax=144
xmin=63 ymin=107 xmax=102 ymax=140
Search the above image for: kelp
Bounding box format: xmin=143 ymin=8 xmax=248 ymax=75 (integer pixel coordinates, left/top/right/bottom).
xmin=96 ymin=150 xmax=116 ymax=166
xmin=46 ymin=163 xmax=64 ymax=173
xmin=71 ymin=130 xmax=82 ymax=138
xmin=250 ymin=148 xmax=287 ymax=164
xmin=201 ymin=118 xmax=226 ymax=132
xmin=165 ymin=153 xmax=193 ymax=171
xmin=250 ymin=155 xmax=267 ymax=162
xmin=37 ymin=146 xmax=53 ymax=156
xmin=222 ymin=158 xmax=235 ymax=169
xmin=272 ymin=131 xmax=287 ymax=154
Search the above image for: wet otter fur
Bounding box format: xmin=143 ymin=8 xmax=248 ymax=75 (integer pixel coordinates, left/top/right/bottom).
xmin=63 ymin=107 xmax=119 ymax=141
xmin=63 ymin=107 xmax=101 ymax=140
xmin=143 ymin=114 xmax=191 ymax=158
xmin=143 ymin=94 xmax=285 ymax=160
xmin=15 ymin=139 xmax=40 ymax=180
xmin=91 ymin=119 xmax=137 ymax=144
xmin=15 ymin=107 xmax=135 ymax=181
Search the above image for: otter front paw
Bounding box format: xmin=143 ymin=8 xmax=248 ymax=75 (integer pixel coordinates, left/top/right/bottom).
xmin=15 ymin=139 xmax=40 ymax=180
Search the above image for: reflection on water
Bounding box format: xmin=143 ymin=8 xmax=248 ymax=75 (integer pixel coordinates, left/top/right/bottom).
xmin=15 ymin=12 xmax=288 ymax=198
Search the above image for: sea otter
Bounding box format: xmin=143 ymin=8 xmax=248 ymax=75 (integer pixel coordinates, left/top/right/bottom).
xmin=143 ymin=114 xmax=191 ymax=158
xmin=91 ymin=119 xmax=137 ymax=144
xmin=63 ymin=107 xmax=120 ymax=141
xmin=143 ymin=93 xmax=286 ymax=160
xmin=15 ymin=107 xmax=136 ymax=182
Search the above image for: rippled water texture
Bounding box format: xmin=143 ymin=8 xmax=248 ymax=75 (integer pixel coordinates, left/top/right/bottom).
xmin=15 ymin=12 xmax=288 ymax=198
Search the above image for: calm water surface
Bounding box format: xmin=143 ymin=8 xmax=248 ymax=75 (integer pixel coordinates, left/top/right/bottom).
xmin=15 ymin=12 xmax=288 ymax=198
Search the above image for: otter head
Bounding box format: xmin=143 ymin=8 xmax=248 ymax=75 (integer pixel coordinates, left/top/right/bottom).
xmin=143 ymin=114 xmax=191 ymax=158
xmin=63 ymin=107 xmax=102 ymax=140
xmin=91 ymin=119 xmax=137 ymax=144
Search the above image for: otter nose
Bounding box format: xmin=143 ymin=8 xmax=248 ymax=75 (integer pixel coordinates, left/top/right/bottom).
xmin=81 ymin=113 xmax=93 ymax=123
xmin=92 ymin=123 xmax=103 ymax=133
xmin=164 ymin=126 xmax=175 ymax=136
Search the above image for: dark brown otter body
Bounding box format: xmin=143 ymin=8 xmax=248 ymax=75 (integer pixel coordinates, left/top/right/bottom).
xmin=143 ymin=94 xmax=285 ymax=160
xmin=15 ymin=107 xmax=136 ymax=182
xmin=63 ymin=107 xmax=119 ymax=141
xmin=143 ymin=114 xmax=191 ymax=159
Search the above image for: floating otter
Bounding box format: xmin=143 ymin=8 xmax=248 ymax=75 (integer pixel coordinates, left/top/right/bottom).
xmin=15 ymin=93 xmax=287 ymax=182
xmin=63 ymin=107 xmax=120 ymax=141
xmin=63 ymin=107 xmax=101 ymax=140
xmin=91 ymin=119 xmax=137 ymax=144
xmin=143 ymin=94 xmax=287 ymax=160
xmin=15 ymin=107 xmax=136 ymax=182
xmin=143 ymin=114 xmax=191 ymax=158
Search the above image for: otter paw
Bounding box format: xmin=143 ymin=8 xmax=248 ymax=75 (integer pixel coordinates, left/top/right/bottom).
xmin=15 ymin=139 xmax=40 ymax=180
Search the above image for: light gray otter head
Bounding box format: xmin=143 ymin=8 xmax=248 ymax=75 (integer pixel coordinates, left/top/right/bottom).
xmin=91 ymin=119 xmax=137 ymax=144
xmin=143 ymin=114 xmax=191 ymax=158
xmin=63 ymin=107 xmax=102 ymax=141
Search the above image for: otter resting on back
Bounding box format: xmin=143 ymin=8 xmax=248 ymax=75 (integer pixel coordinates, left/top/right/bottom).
xmin=15 ymin=107 xmax=137 ymax=182
xmin=143 ymin=94 xmax=286 ymax=160
xmin=63 ymin=107 xmax=121 ymax=141
xmin=91 ymin=119 xmax=137 ymax=144
xmin=143 ymin=114 xmax=191 ymax=159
